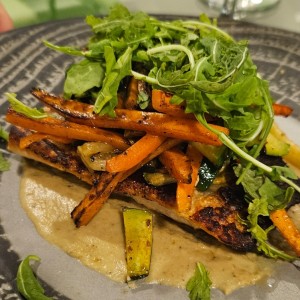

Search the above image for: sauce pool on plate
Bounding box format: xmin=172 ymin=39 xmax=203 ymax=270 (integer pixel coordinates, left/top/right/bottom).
xmin=20 ymin=161 xmax=276 ymax=295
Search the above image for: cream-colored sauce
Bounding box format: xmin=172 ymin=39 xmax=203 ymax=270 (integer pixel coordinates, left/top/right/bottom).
xmin=20 ymin=162 xmax=276 ymax=295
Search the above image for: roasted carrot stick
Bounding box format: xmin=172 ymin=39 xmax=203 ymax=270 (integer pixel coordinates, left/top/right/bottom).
xmin=6 ymin=108 xmax=130 ymax=150
xmin=71 ymin=171 xmax=125 ymax=227
xmin=72 ymin=138 xmax=181 ymax=227
xmin=19 ymin=132 xmax=74 ymax=149
xmin=125 ymin=77 xmax=139 ymax=109
xmin=152 ymin=89 xmax=193 ymax=118
xmin=94 ymin=109 xmax=227 ymax=146
xmin=270 ymin=209 xmax=300 ymax=256
xmin=31 ymin=89 xmax=228 ymax=146
xmin=273 ymin=103 xmax=293 ymax=117
xmin=176 ymin=144 xmax=202 ymax=212
xmin=106 ymin=134 xmax=166 ymax=173
xmin=159 ymin=146 xmax=192 ymax=184
xmin=121 ymin=138 xmax=182 ymax=181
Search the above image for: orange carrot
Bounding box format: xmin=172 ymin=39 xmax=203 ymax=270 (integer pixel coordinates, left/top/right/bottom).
xmin=270 ymin=209 xmax=300 ymax=256
xmin=71 ymin=171 xmax=125 ymax=227
xmin=106 ymin=134 xmax=167 ymax=173
xmin=152 ymin=89 xmax=193 ymax=118
xmin=273 ymin=103 xmax=293 ymax=117
xmin=31 ymin=89 xmax=228 ymax=146
xmin=121 ymin=138 xmax=182 ymax=181
xmin=81 ymin=108 xmax=227 ymax=146
xmin=19 ymin=132 xmax=74 ymax=149
xmin=176 ymin=144 xmax=202 ymax=212
xmin=125 ymin=77 xmax=139 ymax=109
xmin=6 ymin=108 xmax=130 ymax=150
xmin=72 ymin=138 xmax=181 ymax=226
xmin=159 ymin=146 xmax=192 ymax=184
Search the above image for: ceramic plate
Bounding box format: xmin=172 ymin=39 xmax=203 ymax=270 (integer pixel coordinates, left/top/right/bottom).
xmin=0 ymin=16 xmax=300 ymax=300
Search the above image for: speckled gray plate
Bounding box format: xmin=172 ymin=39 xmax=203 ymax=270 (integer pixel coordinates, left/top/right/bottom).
xmin=0 ymin=16 xmax=300 ymax=300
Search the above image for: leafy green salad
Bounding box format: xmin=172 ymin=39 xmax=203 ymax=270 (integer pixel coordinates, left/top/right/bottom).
xmin=42 ymin=4 xmax=300 ymax=260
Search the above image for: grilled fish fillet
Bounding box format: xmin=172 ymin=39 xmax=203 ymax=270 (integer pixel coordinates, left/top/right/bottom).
xmin=8 ymin=125 xmax=255 ymax=252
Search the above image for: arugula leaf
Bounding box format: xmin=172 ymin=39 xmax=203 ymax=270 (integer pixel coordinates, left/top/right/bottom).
xmin=186 ymin=262 xmax=212 ymax=300
xmin=247 ymin=199 xmax=296 ymax=261
xmin=0 ymin=127 xmax=10 ymax=172
xmin=234 ymin=163 xmax=296 ymax=259
xmin=137 ymin=91 xmax=150 ymax=109
xmin=234 ymin=164 xmax=263 ymax=199
xmin=259 ymin=177 xmax=285 ymax=202
xmin=94 ymin=47 xmax=132 ymax=116
xmin=269 ymin=165 xmax=298 ymax=181
xmin=0 ymin=152 xmax=10 ymax=172
xmin=17 ymin=255 xmax=53 ymax=300
xmin=64 ymin=59 xmax=105 ymax=98
xmin=197 ymin=113 xmax=300 ymax=195
xmin=6 ymin=93 xmax=48 ymax=119
xmin=43 ymin=40 xmax=88 ymax=57
xmin=234 ymin=164 xmax=296 ymax=209
xmin=0 ymin=126 xmax=8 ymax=141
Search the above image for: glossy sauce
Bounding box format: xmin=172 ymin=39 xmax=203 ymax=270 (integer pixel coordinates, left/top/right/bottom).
xmin=20 ymin=162 xmax=276 ymax=295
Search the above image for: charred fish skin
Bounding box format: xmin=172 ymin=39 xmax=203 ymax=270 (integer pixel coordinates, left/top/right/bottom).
xmin=7 ymin=126 xmax=93 ymax=184
xmin=191 ymin=204 xmax=254 ymax=252
xmin=7 ymin=125 xmax=256 ymax=252
xmin=116 ymin=173 xmax=256 ymax=252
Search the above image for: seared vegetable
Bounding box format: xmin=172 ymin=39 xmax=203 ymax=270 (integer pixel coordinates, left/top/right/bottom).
xmin=6 ymin=106 xmax=129 ymax=151
xmin=30 ymin=88 xmax=228 ymax=146
xmin=176 ymin=144 xmax=203 ymax=212
xmin=106 ymin=134 xmax=166 ymax=173
xmin=123 ymin=208 xmax=153 ymax=280
xmin=273 ymin=103 xmax=293 ymax=117
xmin=159 ymin=146 xmax=192 ymax=184
xmin=77 ymin=142 xmax=117 ymax=171
xmin=143 ymin=172 xmax=176 ymax=186
xmin=265 ymin=132 xmax=290 ymax=157
xmin=191 ymin=142 xmax=227 ymax=167
xmin=270 ymin=209 xmax=300 ymax=256
xmin=269 ymin=123 xmax=300 ymax=169
xmin=72 ymin=171 xmax=126 ymax=227
xmin=197 ymin=158 xmax=220 ymax=192
xmin=151 ymin=89 xmax=192 ymax=118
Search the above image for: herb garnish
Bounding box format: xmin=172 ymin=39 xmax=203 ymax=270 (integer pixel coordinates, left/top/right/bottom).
xmin=17 ymin=255 xmax=53 ymax=300
xmin=0 ymin=152 xmax=10 ymax=171
xmin=0 ymin=125 xmax=8 ymax=141
xmin=186 ymin=262 xmax=212 ymax=300
xmin=0 ymin=126 xmax=10 ymax=172
xmin=6 ymin=93 xmax=48 ymax=119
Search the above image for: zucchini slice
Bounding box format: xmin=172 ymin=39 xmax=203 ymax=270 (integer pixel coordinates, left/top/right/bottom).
xmin=143 ymin=172 xmax=176 ymax=186
xmin=123 ymin=208 xmax=153 ymax=281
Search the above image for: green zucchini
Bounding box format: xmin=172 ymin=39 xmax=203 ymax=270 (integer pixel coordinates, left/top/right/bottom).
xmin=265 ymin=132 xmax=290 ymax=156
xmin=197 ymin=158 xmax=219 ymax=192
xmin=143 ymin=172 xmax=176 ymax=186
xmin=123 ymin=208 xmax=153 ymax=281
xmin=77 ymin=142 xmax=117 ymax=171
xmin=191 ymin=142 xmax=227 ymax=167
